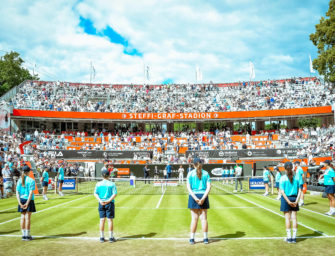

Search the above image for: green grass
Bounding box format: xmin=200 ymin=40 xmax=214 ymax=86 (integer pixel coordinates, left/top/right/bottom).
xmin=0 ymin=183 xmax=334 ymax=256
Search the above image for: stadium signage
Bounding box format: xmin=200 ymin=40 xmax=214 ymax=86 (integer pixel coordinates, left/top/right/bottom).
xmin=60 ymin=179 xmax=76 ymax=190
xmin=12 ymin=106 xmax=332 ymax=120
xmin=40 ymin=150 xmax=152 ymax=159
xmin=211 ymin=168 xmax=223 ymax=176
xmin=249 ymin=178 xmax=265 ymax=189
xmin=186 ymin=149 xmax=298 ymax=159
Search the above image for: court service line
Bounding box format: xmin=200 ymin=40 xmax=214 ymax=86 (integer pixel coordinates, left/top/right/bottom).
xmin=252 ymin=192 xmax=335 ymax=220
xmin=0 ymin=206 xmax=17 ymax=213
xmin=0 ymin=195 xmax=91 ymax=226
xmin=0 ymin=234 xmax=334 ymax=241
xmin=156 ymin=189 xmax=166 ymax=209
xmin=212 ymin=185 xmax=329 ymax=237
xmin=54 ymin=206 xmax=259 ymax=210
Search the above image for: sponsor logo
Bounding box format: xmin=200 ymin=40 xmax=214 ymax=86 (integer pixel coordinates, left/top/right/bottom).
xmin=247 ymin=151 xmax=253 ymax=157
xmin=211 ymin=168 xmax=223 ymax=176
xmin=276 ymin=150 xmax=282 ymax=155
xmin=77 ymin=151 xmax=93 ymax=158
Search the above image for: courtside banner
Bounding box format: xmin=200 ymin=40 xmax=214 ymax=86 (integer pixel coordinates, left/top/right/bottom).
xmin=59 ymin=179 xmax=76 ymax=190
xmin=249 ymin=178 xmax=265 ymax=189
xmin=40 ymin=150 xmax=152 ymax=159
xmin=186 ymin=149 xmax=298 ymax=159
xmin=12 ymin=106 xmax=332 ymax=120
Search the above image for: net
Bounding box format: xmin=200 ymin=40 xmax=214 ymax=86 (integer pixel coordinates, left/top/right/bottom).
xmin=60 ymin=176 xmax=265 ymax=195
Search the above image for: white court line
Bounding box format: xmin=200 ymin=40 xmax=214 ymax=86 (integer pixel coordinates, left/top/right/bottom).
xmin=54 ymin=206 xmax=259 ymax=210
xmin=156 ymin=189 xmax=166 ymax=209
xmin=0 ymin=195 xmax=91 ymax=226
xmin=252 ymin=192 xmax=335 ymax=220
xmin=212 ymin=184 xmax=329 ymax=237
xmin=0 ymin=234 xmax=334 ymax=241
xmin=0 ymin=206 xmax=17 ymax=213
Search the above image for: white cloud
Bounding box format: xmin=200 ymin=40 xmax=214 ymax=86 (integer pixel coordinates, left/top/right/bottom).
xmin=0 ymin=0 xmax=327 ymax=83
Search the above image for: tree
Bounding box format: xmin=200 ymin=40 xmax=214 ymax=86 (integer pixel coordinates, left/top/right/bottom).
xmin=0 ymin=51 xmax=39 ymax=96
xmin=310 ymin=0 xmax=335 ymax=84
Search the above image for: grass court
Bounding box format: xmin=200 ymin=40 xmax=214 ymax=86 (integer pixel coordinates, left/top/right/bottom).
xmin=0 ymin=180 xmax=334 ymax=256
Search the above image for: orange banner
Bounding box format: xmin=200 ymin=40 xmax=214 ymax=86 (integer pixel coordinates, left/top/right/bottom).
xmin=12 ymin=106 xmax=332 ymax=120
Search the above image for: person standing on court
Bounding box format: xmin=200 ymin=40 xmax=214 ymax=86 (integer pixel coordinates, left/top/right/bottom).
xmin=16 ymin=165 xmax=36 ymax=241
xmin=187 ymin=158 xmax=211 ymax=245
xmin=143 ymin=165 xmax=150 ymax=184
xmin=263 ymin=166 xmax=270 ymax=196
xmin=279 ymin=162 xmax=302 ymax=243
xmin=294 ymin=161 xmax=306 ymax=206
xmin=56 ymin=163 xmax=65 ymax=196
xmin=40 ymin=166 xmax=49 ymax=200
xmin=166 ymin=163 xmax=172 ymax=179
xmin=94 ymin=169 xmax=117 ymax=243
xmin=234 ymin=164 xmax=243 ymax=192
xmin=319 ymin=160 xmax=335 ymax=216
xmin=178 ymin=165 xmax=185 ymax=184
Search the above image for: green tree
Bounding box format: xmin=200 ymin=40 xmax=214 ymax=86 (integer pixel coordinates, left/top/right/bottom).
xmin=310 ymin=0 xmax=335 ymax=83
xmin=0 ymin=51 xmax=39 ymax=96
xmin=298 ymin=118 xmax=321 ymax=128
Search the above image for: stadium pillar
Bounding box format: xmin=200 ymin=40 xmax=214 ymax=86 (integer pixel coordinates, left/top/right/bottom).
xmin=255 ymin=121 xmax=265 ymax=130
xmin=287 ymin=119 xmax=298 ymax=129
xmin=196 ymin=122 xmax=203 ymax=131
xmin=226 ymin=121 xmax=234 ymax=131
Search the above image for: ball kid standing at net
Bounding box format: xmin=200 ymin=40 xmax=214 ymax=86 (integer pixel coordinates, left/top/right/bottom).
xmin=16 ymin=165 xmax=36 ymax=241
xmin=187 ymin=158 xmax=211 ymax=245
xmin=40 ymin=166 xmax=49 ymax=201
xmin=94 ymin=169 xmax=117 ymax=243
xmin=57 ymin=163 xmax=65 ymax=196
xmin=279 ymin=161 xmax=303 ymax=243
xmin=319 ymin=160 xmax=335 ymax=216
xmin=294 ymin=161 xmax=306 ymax=206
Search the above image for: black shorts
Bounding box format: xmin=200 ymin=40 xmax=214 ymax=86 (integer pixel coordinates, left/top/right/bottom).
xmin=188 ymin=194 xmax=209 ymax=209
xmin=325 ymin=185 xmax=335 ymax=194
xmin=280 ymin=196 xmax=299 ymax=212
xmin=18 ymin=199 xmax=36 ymax=213
xmin=98 ymin=202 xmax=115 ymax=219
xmin=59 ymin=180 xmax=64 ymax=184
xmin=42 ymin=181 xmax=48 ymax=187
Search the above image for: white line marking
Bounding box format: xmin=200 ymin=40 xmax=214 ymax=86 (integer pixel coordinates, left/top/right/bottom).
xmin=53 ymin=206 xmax=259 ymax=210
xmin=156 ymin=190 xmax=166 ymax=209
xmin=212 ymin=184 xmax=329 ymax=237
xmin=0 ymin=206 xmax=17 ymax=213
xmin=0 ymin=234 xmax=334 ymax=241
xmin=252 ymin=193 xmax=335 ymax=220
xmin=0 ymin=195 xmax=91 ymax=225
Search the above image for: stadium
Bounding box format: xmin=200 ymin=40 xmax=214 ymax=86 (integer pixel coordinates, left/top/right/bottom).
xmin=1 ymin=1 xmax=335 ymax=256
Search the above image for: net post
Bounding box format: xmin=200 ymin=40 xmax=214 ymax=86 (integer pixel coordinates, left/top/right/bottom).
xmin=75 ymin=177 xmax=78 ymax=193
xmin=55 ymin=177 xmax=57 ymax=195
xmin=248 ymin=177 xmax=250 ymax=193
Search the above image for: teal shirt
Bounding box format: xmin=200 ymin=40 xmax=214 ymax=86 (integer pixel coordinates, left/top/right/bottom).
xmin=224 ymin=169 xmax=229 ymax=175
xmin=229 ymin=169 xmax=235 ymax=175
xmin=42 ymin=171 xmax=49 ymax=183
xmin=187 ymin=169 xmax=211 ymax=194
xmin=58 ymin=167 xmax=64 ymax=180
xmin=263 ymin=170 xmax=270 ymax=182
xmin=324 ymin=168 xmax=335 ymax=185
xmin=94 ymin=179 xmax=117 ymax=202
xmin=279 ymin=175 xmax=301 ymax=196
xmin=296 ymin=167 xmax=304 ymax=178
xmin=275 ymin=172 xmax=281 ymax=182
xmin=16 ymin=176 xmax=35 ymax=200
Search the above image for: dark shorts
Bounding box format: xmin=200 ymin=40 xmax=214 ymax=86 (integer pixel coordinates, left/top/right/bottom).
xmin=275 ymin=182 xmax=280 ymax=188
xmin=98 ymin=202 xmax=115 ymax=219
xmin=229 ymin=175 xmax=234 ymax=178
xmin=280 ymin=196 xmax=299 ymax=212
xmin=325 ymin=185 xmax=335 ymax=194
xmin=188 ymin=194 xmax=209 ymax=209
xmin=59 ymin=180 xmax=64 ymax=184
xmin=42 ymin=181 xmax=48 ymax=187
xmin=223 ymin=174 xmax=228 ymax=178
xmin=264 ymin=181 xmax=269 ymax=184
xmin=18 ymin=199 xmax=36 ymax=213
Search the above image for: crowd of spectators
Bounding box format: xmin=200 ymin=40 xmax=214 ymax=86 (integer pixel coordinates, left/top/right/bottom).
xmin=6 ymin=77 xmax=332 ymax=113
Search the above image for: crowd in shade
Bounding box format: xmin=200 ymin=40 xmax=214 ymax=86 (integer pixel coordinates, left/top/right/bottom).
xmin=6 ymin=77 xmax=333 ymax=113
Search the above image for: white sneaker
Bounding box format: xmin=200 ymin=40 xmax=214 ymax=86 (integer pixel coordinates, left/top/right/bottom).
xmin=298 ymin=201 xmax=304 ymax=207
xmin=276 ymin=196 xmax=281 ymax=200
xmin=233 ymin=190 xmax=237 ymax=193
xmin=325 ymin=211 xmax=332 ymax=216
xmin=240 ymin=189 xmax=243 ymax=192
xmin=59 ymin=192 xmax=64 ymax=196
xmin=263 ymin=193 xmax=269 ymax=196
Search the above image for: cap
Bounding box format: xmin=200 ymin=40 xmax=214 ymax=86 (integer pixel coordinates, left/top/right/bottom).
xmin=274 ymin=167 xmax=279 ymax=171
xmin=323 ymin=160 xmax=331 ymax=165
xmin=284 ymin=162 xmax=293 ymax=169
xmin=22 ymin=165 xmax=31 ymax=173
xmin=193 ymin=158 xmax=203 ymax=164
xmin=294 ymin=161 xmax=301 ymax=165
xmin=101 ymin=169 xmax=109 ymax=177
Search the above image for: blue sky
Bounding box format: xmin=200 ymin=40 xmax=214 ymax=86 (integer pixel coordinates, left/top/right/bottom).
xmin=0 ymin=0 xmax=330 ymax=83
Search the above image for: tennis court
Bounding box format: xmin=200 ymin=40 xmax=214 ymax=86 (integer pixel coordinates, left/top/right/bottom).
xmin=0 ymin=178 xmax=334 ymax=256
